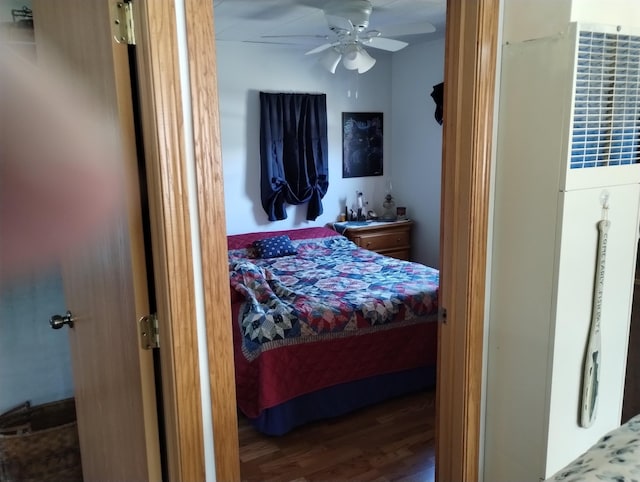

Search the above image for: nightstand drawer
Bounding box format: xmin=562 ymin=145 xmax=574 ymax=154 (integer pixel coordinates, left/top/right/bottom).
xmin=356 ymin=231 xmax=410 ymax=251
xmin=330 ymin=220 xmax=414 ymax=261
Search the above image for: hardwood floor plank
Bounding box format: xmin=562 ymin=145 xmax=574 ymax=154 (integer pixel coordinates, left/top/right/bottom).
xmin=239 ymin=439 xmax=281 ymax=463
xmin=238 ymin=389 xmax=435 ymax=481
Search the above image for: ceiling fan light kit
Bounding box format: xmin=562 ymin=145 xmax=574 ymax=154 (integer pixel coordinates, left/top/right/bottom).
xmin=354 ymin=46 xmax=376 ymax=73
xmin=321 ymin=47 xmax=342 ymax=73
xmin=319 ymin=43 xmax=377 ymax=74
xmin=341 ymin=44 xmax=376 ymax=73
xmin=342 ymin=44 xmax=361 ymax=68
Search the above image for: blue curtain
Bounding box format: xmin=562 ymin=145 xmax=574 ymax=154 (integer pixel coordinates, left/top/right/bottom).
xmin=259 ymin=92 xmax=329 ymax=221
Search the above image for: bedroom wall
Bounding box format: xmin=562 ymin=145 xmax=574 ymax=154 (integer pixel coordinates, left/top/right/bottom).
xmin=216 ymin=41 xmax=392 ymax=235
xmin=0 ymin=269 xmax=75 ymax=412
xmin=0 ymin=0 xmax=31 ymax=22
xmin=215 ymin=38 xmax=445 ymax=267
xmin=391 ymin=38 xmax=445 ymax=268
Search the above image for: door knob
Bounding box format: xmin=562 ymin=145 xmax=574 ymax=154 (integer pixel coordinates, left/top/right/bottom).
xmin=50 ymin=311 xmax=74 ymax=330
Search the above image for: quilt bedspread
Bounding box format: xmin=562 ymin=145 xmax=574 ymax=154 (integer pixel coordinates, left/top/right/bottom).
xmin=230 ymin=303 xmax=438 ymax=419
xmin=228 ymin=229 xmax=440 ymax=420
xmin=228 ymin=234 xmax=439 ymax=361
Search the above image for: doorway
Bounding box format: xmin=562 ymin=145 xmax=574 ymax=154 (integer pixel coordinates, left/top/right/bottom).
xmin=209 ymin=1 xmax=499 ymax=481
xmin=213 ymin=4 xmax=445 ymax=481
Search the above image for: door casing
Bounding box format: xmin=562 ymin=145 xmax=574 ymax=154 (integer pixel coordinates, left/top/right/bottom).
xmin=133 ymin=1 xmax=239 ymax=480
xmin=436 ymin=1 xmax=500 ymax=481
xmin=132 ymin=1 xmax=500 ymax=480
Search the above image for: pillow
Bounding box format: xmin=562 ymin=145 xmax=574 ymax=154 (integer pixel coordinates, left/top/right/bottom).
xmin=253 ymin=235 xmax=297 ymax=259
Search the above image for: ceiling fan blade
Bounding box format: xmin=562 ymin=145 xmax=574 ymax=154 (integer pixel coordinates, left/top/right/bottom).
xmin=378 ymin=22 xmax=436 ymax=37
xmin=261 ymin=34 xmax=328 ymax=39
xmin=305 ymin=42 xmax=338 ymax=55
xmin=240 ymin=40 xmax=300 ymax=46
xmin=365 ymin=37 xmax=408 ymax=52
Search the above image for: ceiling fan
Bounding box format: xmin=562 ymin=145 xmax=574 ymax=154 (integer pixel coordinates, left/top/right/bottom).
xmin=263 ymin=0 xmax=436 ymax=74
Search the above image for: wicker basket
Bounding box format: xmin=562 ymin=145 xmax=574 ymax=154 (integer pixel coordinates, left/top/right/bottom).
xmin=0 ymin=398 xmax=83 ymax=481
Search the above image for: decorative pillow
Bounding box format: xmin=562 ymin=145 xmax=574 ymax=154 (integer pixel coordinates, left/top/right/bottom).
xmin=253 ymin=235 xmax=297 ymax=259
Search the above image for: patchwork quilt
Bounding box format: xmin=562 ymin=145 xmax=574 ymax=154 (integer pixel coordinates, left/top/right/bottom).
xmin=229 ymin=234 xmax=439 ymax=361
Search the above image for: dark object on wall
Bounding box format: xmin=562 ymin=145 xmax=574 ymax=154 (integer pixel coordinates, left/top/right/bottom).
xmin=342 ymin=112 xmax=383 ymax=178
xmin=0 ymin=398 xmax=83 ymax=481
xmin=260 ymin=92 xmax=329 ymax=221
xmin=11 ymin=6 xmax=33 ymax=28
xmin=430 ymin=82 xmax=444 ymax=125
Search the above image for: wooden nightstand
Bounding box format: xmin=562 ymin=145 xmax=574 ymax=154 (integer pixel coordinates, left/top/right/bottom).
xmin=332 ymin=220 xmax=413 ymax=260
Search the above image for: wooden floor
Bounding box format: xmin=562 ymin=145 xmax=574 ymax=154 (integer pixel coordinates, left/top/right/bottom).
xmin=238 ymin=389 xmax=436 ymax=482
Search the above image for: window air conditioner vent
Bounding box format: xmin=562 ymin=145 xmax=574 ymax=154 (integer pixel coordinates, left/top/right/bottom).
xmin=570 ymin=30 xmax=640 ymax=169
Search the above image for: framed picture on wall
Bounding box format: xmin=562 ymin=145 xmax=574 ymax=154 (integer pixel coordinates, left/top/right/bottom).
xmin=342 ymin=112 xmax=383 ymax=178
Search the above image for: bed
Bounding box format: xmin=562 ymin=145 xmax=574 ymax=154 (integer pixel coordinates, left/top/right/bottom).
xmin=227 ymin=226 xmax=439 ymax=435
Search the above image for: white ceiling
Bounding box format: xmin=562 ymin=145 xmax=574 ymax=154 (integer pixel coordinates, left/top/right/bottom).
xmin=213 ymin=0 xmax=447 ymax=53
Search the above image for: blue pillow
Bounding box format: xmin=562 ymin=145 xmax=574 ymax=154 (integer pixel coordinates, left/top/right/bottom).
xmin=253 ymin=235 xmax=297 ymax=258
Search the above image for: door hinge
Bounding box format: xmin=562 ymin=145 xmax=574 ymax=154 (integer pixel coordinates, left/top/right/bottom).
xmin=112 ymin=0 xmax=136 ymax=45
xmin=139 ymin=314 xmax=159 ymax=349
xmin=439 ymin=307 xmax=447 ymax=324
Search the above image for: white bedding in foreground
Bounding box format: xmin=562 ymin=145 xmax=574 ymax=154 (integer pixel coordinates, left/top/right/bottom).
xmin=546 ymin=414 xmax=640 ymax=481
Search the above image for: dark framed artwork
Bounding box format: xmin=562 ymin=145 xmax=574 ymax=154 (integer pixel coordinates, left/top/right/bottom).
xmin=342 ymin=112 xmax=383 ymax=178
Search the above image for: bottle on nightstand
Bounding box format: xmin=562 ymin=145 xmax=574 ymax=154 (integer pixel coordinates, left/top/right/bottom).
xmin=381 ymin=181 xmax=397 ymax=221
xmin=381 ymin=193 xmax=397 ymax=221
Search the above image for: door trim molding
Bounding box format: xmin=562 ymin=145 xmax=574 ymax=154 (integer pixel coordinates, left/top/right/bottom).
xmin=184 ymin=1 xmax=242 ymax=481
xmin=133 ymin=1 xmax=240 ymax=480
xmin=436 ymin=1 xmax=499 ymax=481
xmin=134 ymin=3 xmax=204 ymax=479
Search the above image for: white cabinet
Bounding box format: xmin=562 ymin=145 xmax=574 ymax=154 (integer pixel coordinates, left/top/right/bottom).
xmin=485 ymin=22 xmax=640 ymax=481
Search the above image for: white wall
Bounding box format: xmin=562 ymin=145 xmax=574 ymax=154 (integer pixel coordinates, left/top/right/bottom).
xmin=0 ymin=268 xmax=74 ymax=412
xmin=216 ymin=41 xmax=391 ymax=235
xmin=0 ymin=0 xmax=31 ymax=23
xmin=391 ymin=38 xmax=444 ymax=268
xmin=215 ymin=39 xmax=445 ymax=268
xmin=503 ymin=0 xmax=640 ymax=42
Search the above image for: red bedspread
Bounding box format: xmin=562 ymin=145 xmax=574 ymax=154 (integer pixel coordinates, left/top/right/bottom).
xmin=232 ymin=303 xmax=438 ymax=418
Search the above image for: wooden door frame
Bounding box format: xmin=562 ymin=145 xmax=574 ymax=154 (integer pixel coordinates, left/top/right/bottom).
xmin=133 ymin=1 xmax=239 ymax=480
xmin=437 ymin=1 xmax=499 ymax=481
xmin=131 ymin=0 xmax=500 ymax=481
